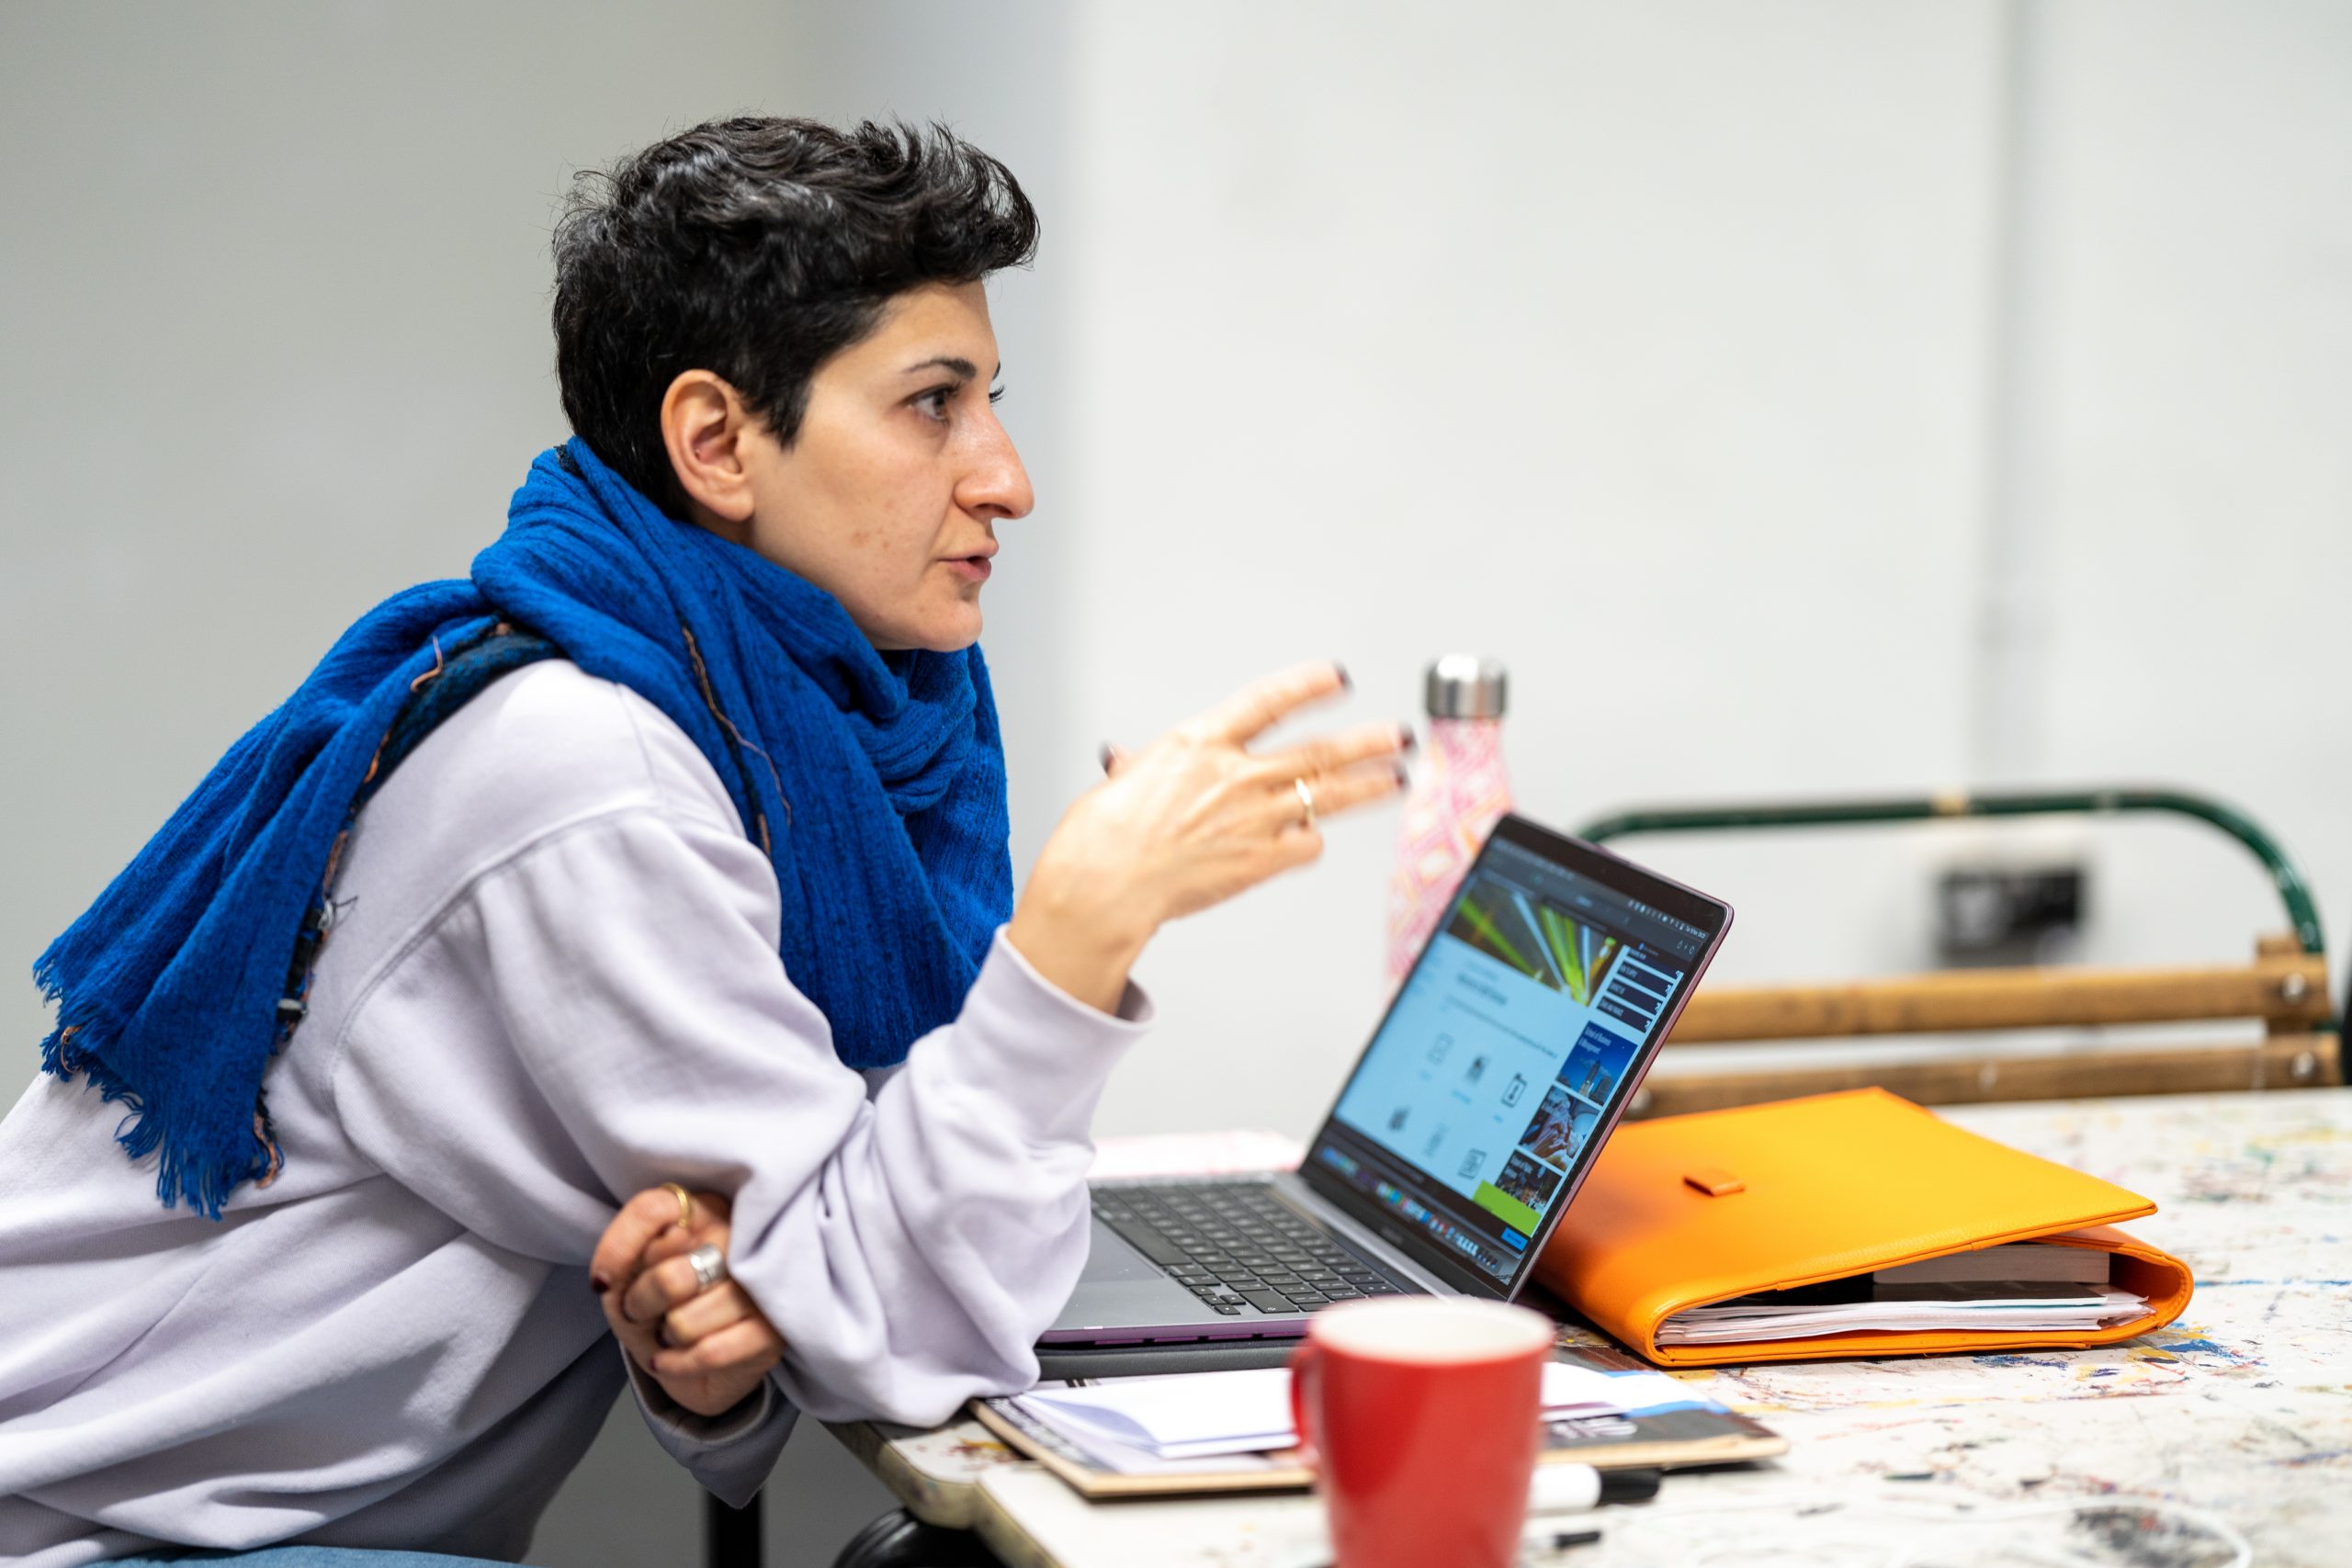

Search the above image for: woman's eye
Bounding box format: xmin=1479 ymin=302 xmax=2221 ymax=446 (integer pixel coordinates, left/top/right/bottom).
xmin=914 ymin=387 xmax=955 ymax=421
xmin=988 ymin=384 xmax=1005 ymax=406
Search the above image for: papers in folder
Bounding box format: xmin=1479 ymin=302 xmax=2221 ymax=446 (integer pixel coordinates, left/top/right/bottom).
xmin=1658 ymin=1279 xmax=2152 ymax=1345
xmin=1009 ymin=1362 xmax=1689 ymax=1474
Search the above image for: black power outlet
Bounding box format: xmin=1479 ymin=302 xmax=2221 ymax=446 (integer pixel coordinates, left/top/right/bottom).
xmin=1936 ymin=864 xmax=2086 ymax=967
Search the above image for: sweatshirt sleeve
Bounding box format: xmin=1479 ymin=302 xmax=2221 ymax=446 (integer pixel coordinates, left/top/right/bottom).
xmin=618 ymin=1348 xmax=798 ymax=1508
xmin=331 ymin=801 xmax=1150 ymax=1431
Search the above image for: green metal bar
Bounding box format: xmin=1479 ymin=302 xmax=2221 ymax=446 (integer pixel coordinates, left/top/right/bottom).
xmin=1577 ymin=786 xmax=2327 ymax=958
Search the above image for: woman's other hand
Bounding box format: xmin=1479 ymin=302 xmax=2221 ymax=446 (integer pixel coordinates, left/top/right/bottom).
xmin=1010 ymin=660 xmax=1408 ymax=1012
xmin=592 ymin=1187 xmax=785 ymax=1418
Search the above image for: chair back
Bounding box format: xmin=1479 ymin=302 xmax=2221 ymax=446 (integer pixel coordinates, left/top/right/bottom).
xmin=1575 ymin=789 xmax=2343 ymax=1118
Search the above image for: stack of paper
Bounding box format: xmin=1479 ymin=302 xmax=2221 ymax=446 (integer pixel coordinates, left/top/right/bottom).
xmin=1658 ymin=1286 xmax=2149 ymax=1345
xmin=1007 ymin=1362 xmax=1684 ymax=1475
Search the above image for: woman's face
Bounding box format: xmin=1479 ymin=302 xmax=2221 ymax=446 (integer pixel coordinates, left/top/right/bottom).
xmin=735 ymin=280 xmax=1032 ymax=652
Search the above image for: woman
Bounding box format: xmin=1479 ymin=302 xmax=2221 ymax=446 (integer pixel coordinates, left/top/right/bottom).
xmin=0 ymin=118 xmax=1406 ymax=1565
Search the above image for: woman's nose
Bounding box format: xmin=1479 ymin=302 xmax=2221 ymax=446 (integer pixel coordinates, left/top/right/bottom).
xmin=959 ymin=415 xmax=1034 ymax=522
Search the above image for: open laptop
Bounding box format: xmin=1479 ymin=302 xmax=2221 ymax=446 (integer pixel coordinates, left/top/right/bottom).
xmin=1045 ymin=813 xmax=1733 ymax=1348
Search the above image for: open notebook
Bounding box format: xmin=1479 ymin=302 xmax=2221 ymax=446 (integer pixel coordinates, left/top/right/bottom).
xmin=972 ymin=1348 xmax=1785 ymax=1497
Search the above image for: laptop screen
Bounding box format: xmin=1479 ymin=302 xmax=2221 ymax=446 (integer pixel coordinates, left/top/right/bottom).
xmin=1304 ymin=818 xmax=1728 ymax=1296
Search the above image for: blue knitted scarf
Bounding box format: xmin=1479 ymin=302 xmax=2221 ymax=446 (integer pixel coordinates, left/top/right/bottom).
xmin=34 ymin=438 xmax=1012 ymax=1217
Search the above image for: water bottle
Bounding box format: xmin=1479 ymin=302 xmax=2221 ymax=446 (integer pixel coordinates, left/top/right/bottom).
xmin=1386 ymin=655 xmax=1512 ymax=984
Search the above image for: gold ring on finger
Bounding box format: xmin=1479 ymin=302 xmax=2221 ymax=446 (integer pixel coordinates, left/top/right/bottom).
xmin=1294 ymin=777 xmax=1318 ymax=827
xmin=662 ymin=1181 xmax=694 ymax=1230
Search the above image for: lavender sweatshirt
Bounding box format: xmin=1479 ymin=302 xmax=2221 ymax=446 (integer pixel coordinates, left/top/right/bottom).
xmin=0 ymin=660 xmax=1148 ymax=1565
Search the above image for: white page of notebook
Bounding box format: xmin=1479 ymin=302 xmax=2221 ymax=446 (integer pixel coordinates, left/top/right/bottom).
xmin=1015 ymin=1361 xmax=1661 ymax=1460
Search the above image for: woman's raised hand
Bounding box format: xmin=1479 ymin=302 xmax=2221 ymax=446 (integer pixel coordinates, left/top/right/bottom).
xmin=1007 ymin=661 xmax=1408 ymax=1012
xmin=592 ymin=1188 xmax=785 ymax=1418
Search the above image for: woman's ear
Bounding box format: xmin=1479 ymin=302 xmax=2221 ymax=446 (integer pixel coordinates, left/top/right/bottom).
xmin=659 ymin=370 xmax=758 ymax=536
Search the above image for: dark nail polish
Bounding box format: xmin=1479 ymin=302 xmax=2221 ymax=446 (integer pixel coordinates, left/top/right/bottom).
xmin=1333 ymin=662 xmax=1352 ymax=692
xmin=1397 ymin=725 xmax=1419 ymax=754
xmin=1097 ymin=742 xmax=1115 ymax=774
xmin=1393 ymin=762 xmax=1411 ymax=788
xmin=591 ymin=1272 xmax=611 ymax=1294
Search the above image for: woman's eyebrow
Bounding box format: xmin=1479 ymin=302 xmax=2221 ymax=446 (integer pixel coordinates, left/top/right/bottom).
xmin=899 ymin=355 xmax=1002 ymax=380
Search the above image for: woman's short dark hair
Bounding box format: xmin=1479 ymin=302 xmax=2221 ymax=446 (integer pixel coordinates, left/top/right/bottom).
xmin=552 ymin=116 xmax=1038 ymax=513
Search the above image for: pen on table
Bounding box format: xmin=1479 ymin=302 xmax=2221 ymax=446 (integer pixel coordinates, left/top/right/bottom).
xmin=1299 ymin=1466 xmax=1662 ymax=1568
xmin=1529 ymin=1462 xmax=1664 ymax=1513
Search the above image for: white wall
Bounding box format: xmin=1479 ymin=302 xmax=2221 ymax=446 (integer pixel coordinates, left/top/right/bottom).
xmin=1047 ymin=0 xmax=2351 ymax=1139
xmin=2026 ymin=0 xmax=2352 ymax=979
xmin=1060 ymin=0 xmax=2007 ymax=1136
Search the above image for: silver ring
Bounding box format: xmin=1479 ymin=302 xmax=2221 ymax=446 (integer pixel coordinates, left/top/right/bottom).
xmin=685 ymin=1243 xmax=728 ymax=1294
xmin=1293 ymin=777 xmax=1318 ymax=826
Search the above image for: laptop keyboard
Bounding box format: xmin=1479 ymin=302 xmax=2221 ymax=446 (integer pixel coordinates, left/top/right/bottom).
xmin=1092 ymin=1181 xmax=1412 ymax=1316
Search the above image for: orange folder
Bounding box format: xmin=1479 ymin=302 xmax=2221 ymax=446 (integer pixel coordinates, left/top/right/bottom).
xmin=1532 ymin=1088 xmax=2193 ymax=1366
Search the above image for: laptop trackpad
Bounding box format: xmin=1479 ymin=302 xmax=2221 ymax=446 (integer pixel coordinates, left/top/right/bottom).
xmin=1080 ymin=1216 xmax=1169 ymax=1283
xmin=1047 ymin=1219 xmax=1210 ymax=1337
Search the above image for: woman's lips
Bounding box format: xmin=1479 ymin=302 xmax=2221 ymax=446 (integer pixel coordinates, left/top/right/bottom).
xmin=945 ymin=556 xmax=992 ymax=584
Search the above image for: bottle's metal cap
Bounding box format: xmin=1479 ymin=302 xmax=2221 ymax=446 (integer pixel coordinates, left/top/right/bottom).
xmin=1425 ymin=654 xmax=1508 ymax=719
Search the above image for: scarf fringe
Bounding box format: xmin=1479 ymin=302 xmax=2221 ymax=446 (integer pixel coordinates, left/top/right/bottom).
xmin=34 ymin=997 xmax=270 ymax=1222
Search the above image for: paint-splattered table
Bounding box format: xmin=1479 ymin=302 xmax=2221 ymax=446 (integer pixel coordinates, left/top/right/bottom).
xmin=829 ymin=1089 xmax=2350 ymax=1567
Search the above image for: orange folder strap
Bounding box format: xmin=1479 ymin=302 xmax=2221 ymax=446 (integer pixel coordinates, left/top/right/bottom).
xmin=1534 ymin=1088 xmax=2194 ymax=1366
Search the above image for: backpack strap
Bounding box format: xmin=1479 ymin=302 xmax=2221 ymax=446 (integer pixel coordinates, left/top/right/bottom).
xmin=353 ymin=623 xmax=560 ymax=816
xmin=252 ymin=623 xmax=560 ymax=1182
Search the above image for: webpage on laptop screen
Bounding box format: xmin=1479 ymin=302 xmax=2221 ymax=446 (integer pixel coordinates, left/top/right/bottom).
xmin=1318 ymin=837 xmax=1707 ymax=1284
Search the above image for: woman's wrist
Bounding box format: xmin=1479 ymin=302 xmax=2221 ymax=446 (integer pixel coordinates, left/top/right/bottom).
xmin=1007 ymin=874 xmax=1152 ymax=1015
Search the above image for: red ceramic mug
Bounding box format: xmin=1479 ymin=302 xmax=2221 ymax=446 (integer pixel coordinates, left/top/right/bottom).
xmin=1288 ymin=1296 xmax=1555 ymax=1568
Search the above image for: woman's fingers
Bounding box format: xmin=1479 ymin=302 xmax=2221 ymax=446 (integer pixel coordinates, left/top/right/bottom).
xmin=1259 ymin=760 xmax=1410 ymax=857
xmin=591 ymin=1187 xmax=690 ymax=1292
xmin=1286 ymin=756 xmax=1413 ymax=828
xmin=1006 ymin=659 xmax=1412 ymax=1007
xmin=1252 ymin=719 xmax=1414 ymax=785
xmin=600 ymin=1277 xmax=671 ymax=1393
xmin=621 ymin=1251 xmax=714 ymax=1328
xmin=591 ymin=1187 xmax=729 ymax=1295
xmin=1185 ymin=660 xmax=1350 ymax=747
xmin=660 ymin=1280 xmax=762 ymax=1348
xmin=600 ymin=1276 xmax=658 ymax=1356
xmin=637 ymin=1195 xmax=728 ymax=1269
xmin=588 ymin=1185 xmax=782 ymax=1417
xmin=651 ymin=1316 xmax=786 ymax=1381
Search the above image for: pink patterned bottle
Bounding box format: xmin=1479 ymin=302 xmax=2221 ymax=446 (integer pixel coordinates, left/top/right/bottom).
xmin=1386 ymin=656 xmax=1511 ymax=984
